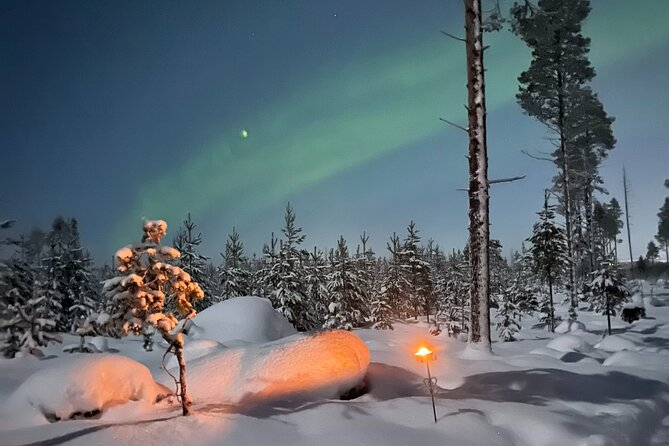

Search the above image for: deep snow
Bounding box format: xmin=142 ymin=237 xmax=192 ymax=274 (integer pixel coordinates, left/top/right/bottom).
xmin=1 ymin=287 xmax=668 ymax=446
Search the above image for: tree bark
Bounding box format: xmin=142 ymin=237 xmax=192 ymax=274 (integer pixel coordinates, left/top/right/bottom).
xmin=548 ymin=271 xmax=555 ymax=333
xmin=465 ymin=0 xmax=491 ymax=351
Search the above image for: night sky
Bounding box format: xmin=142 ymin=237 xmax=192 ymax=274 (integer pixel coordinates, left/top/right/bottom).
xmin=1 ymin=0 xmax=667 ymax=263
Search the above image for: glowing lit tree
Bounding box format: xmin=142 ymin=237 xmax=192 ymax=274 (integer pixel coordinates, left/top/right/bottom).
xmin=100 ymin=220 xmax=204 ymax=416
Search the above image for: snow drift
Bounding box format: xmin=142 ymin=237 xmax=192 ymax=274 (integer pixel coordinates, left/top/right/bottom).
xmin=169 ymin=329 xmax=370 ymax=407
xmin=0 ymin=355 xmax=168 ymax=429
xmin=189 ymin=296 xmax=297 ymax=344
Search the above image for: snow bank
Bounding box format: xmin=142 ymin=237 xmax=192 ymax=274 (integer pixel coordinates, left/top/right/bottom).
xmin=189 ymin=296 xmax=297 ymax=344
xmin=166 ymin=338 xmax=225 ymax=369
xmin=603 ymin=351 xmax=669 ymax=370
xmin=595 ymin=335 xmax=640 ymax=353
xmin=546 ymin=334 xmax=592 ymax=353
xmin=0 ymin=355 xmax=168 ymax=429
xmin=554 ymin=320 xmax=586 ymax=334
xmin=173 ymin=330 xmax=370 ymax=406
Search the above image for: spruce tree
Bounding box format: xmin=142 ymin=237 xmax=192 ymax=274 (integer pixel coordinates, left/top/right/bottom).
xmin=496 ymin=282 xmax=522 ymax=342
xmin=590 ymin=259 xmax=629 ymax=335
xmin=527 ymin=195 xmax=568 ymax=332
xmin=402 ymin=221 xmax=433 ymax=321
xmin=173 ymin=213 xmax=213 ymax=309
xmin=324 ymin=236 xmax=366 ymax=330
xmin=219 ymin=227 xmax=251 ymax=300
xmin=0 ymin=260 xmax=62 ymax=357
xmin=269 ymin=204 xmax=312 ymax=330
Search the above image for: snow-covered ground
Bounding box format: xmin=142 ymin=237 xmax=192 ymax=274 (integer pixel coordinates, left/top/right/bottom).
xmin=1 ymin=288 xmax=668 ymax=446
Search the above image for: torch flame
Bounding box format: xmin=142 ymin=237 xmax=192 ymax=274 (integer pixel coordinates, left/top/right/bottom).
xmin=414 ymin=346 xmax=433 ymax=357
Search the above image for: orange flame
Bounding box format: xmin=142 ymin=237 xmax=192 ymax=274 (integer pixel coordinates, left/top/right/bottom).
xmin=414 ymin=346 xmax=433 ymax=357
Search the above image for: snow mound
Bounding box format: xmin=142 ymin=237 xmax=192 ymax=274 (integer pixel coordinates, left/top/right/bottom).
xmin=603 ymin=351 xmax=669 ymax=370
xmin=189 ymin=296 xmax=297 ymax=344
xmin=623 ymin=293 xmax=645 ymax=309
xmin=554 ymin=320 xmax=586 ymax=334
xmin=174 ymin=330 xmax=370 ymax=406
xmin=595 ymin=335 xmax=640 ymax=353
xmin=546 ymin=334 xmax=592 ymax=353
xmin=1 ymin=355 xmax=168 ymax=429
xmin=166 ymin=338 xmax=225 ymax=368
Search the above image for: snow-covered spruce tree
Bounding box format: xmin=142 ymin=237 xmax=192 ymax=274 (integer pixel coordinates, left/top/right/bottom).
xmin=369 ymin=259 xmax=393 ymax=330
xmin=101 ymin=220 xmax=204 ymax=416
xmin=383 ymin=233 xmax=410 ymax=319
xmin=268 ymin=204 xmax=313 ymax=330
xmin=589 ymin=259 xmax=629 ymax=336
xmin=256 ymin=232 xmax=280 ymax=298
xmin=173 ymin=213 xmax=213 ymax=310
xmin=324 ymin=236 xmax=367 ymax=330
xmin=510 ymin=249 xmax=540 ymax=319
xmin=64 ymin=247 xmax=100 ymax=352
xmin=219 ymin=227 xmax=251 ymax=300
xmin=402 ymin=221 xmax=433 ymax=321
xmin=304 ymin=247 xmax=329 ymax=327
xmin=445 ymin=249 xmax=470 ymax=335
xmin=527 ymin=196 xmax=568 ymax=332
xmin=0 ymin=260 xmax=62 ymax=357
xmin=496 ymin=282 xmax=522 ymax=342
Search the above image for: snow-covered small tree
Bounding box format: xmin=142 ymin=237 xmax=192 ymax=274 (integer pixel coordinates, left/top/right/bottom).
xmin=173 ymin=213 xmax=213 ymax=310
xmin=383 ymin=233 xmax=409 ymax=318
xmin=0 ymin=260 xmax=62 ymax=357
xmin=590 ymin=259 xmax=629 ymax=335
xmin=304 ymin=247 xmax=329 ymax=327
xmin=402 ymin=221 xmax=433 ymax=320
xmin=100 ymin=220 xmax=204 ymax=416
xmin=527 ymin=197 xmax=569 ymax=332
xmin=219 ymin=227 xmax=251 ymax=300
xmin=269 ymin=204 xmax=313 ymax=330
xmin=324 ymin=236 xmax=367 ymax=330
xmin=496 ymin=283 xmax=522 ymax=342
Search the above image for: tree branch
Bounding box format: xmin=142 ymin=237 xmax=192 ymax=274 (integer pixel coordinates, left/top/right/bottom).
xmin=440 ymin=30 xmax=466 ymax=43
xmin=439 ymin=117 xmax=469 ymax=133
xmin=521 ymin=150 xmax=553 ymax=162
xmin=490 ymin=175 xmax=526 ymax=185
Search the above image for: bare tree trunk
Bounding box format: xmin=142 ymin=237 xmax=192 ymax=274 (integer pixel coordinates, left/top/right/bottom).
xmin=174 ymin=340 xmax=191 ymax=416
xmin=465 ymin=0 xmax=491 ymax=351
xmin=623 ymin=168 xmax=634 ymax=279
xmin=548 ymin=271 xmax=555 ymax=333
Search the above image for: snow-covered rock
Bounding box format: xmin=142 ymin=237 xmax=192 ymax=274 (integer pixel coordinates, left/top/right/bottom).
xmin=554 ymin=320 xmax=586 ymax=334
xmin=170 ymin=330 xmax=370 ymax=406
xmin=546 ymin=334 xmax=592 ymax=353
xmin=0 ymin=355 xmax=168 ymax=429
xmin=189 ymin=296 xmax=297 ymax=344
xmin=595 ymin=335 xmax=640 ymax=353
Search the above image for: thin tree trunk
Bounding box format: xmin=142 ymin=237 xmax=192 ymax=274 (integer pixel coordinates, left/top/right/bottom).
xmin=465 ymin=0 xmax=491 ymax=351
xmin=605 ymin=292 xmax=611 ymax=336
xmin=556 ymin=65 xmax=577 ymax=321
xmin=174 ymin=341 xmax=191 ymax=416
xmin=548 ymin=271 xmax=555 ymax=333
xmin=623 ymin=168 xmax=634 ymax=279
